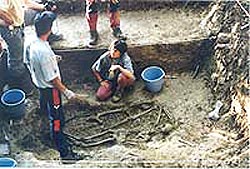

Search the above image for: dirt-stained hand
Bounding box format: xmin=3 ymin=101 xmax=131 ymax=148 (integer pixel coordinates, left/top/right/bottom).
xmin=100 ymin=80 xmax=110 ymax=88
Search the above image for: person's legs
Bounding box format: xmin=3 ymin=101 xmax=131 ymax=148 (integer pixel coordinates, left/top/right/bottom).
xmin=0 ymin=48 xmax=8 ymax=94
xmin=112 ymin=73 xmax=134 ymax=102
xmin=48 ymin=88 xmax=69 ymax=157
xmin=96 ymin=82 xmax=113 ymax=101
xmin=109 ymin=0 xmax=120 ymax=29
xmin=49 ymin=88 xmax=82 ymax=163
xmin=0 ymin=27 xmax=34 ymax=94
xmin=85 ymin=0 xmax=99 ymax=45
xmin=109 ymin=0 xmax=124 ymax=39
xmin=39 ymin=88 xmax=69 ymax=156
xmin=117 ymin=73 xmax=135 ymax=90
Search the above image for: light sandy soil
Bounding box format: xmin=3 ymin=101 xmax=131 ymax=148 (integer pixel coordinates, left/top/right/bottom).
xmin=24 ymin=8 xmax=206 ymax=49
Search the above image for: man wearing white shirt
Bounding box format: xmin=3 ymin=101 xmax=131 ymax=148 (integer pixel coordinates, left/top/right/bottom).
xmin=25 ymin=11 xmax=83 ymax=163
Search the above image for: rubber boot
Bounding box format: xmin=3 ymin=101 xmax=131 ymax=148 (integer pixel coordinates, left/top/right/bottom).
xmin=88 ymin=30 xmax=99 ymax=46
xmin=112 ymin=27 xmax=126 ymax=40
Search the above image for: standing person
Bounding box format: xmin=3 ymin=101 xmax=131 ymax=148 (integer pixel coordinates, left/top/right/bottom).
xmin=24 ymin=0 xmax=63 ymax=43
xmin=24 ymin=11 xmax=82 ymax=163
xmin=0 ymin=0 xmax=48 ymax=94
xmin=85 ymin=0 xmax=125 ymax=46
xmin=92 ymin=39 xmax=135 ymax=102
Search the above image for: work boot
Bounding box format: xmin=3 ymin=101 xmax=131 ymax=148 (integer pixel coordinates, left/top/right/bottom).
xmin=111 ymin=90 xmax=123 ymax=103
xmin=112 ymin=27 xmax=126 ymax=40
xmin=61 ymin=152 xmax=83 ymax=164
xmin=48 ymin=33 xmax=64 ymax=43
xmin=88 ymin=30 xmax=99 ymax=46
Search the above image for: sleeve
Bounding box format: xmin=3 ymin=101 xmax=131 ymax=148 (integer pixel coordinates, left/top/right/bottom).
xmin=40 ymin=55 xmax=60 ymax=82
xmin=122 ymin=53 xmax=134 ymax=73
xmin=91 ymin=52 xmax=108 ymax=72
xmin=91 ymin=57 xmax=102 ymax=72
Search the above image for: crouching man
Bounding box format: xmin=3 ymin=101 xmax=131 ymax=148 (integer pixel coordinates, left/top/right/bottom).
xmin=92 ymin=40 xmax=135 ymax=102
xmin=24 ymin=11 xmax=82 ymax=163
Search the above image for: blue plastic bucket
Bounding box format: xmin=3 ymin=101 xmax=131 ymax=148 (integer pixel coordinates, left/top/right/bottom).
xmin=141 ymin=66 xmax=165 ymax=93
xmin=0 ymin=157 xmax=17 ymax=167
xmin=0 ymin=89 xmax=26 ymax=120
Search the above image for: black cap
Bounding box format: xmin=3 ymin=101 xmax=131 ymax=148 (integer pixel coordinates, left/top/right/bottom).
xmin=34 ymin=11 xmax=56 ymax=37
xmin=113 ymin=40 xmax=127 ymax=56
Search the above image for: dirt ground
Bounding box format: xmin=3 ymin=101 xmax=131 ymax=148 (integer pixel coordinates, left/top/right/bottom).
xmin=10 ymin=73 xmax=217 ymax=168
xmin=2 ymin=6 xmax=246 ymax=168
xmin=24 ymin=7 xmax=206 ymax=49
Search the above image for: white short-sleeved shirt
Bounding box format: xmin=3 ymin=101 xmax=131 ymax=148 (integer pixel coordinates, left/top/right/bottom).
xmin=24 ymin=37 xmax=61 ymax=89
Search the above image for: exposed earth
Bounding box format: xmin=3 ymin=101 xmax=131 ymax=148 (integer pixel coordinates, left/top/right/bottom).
xmin=1 ymin=3 xmax=247 ymax=168
xmin=24 ymin=7 xmax=207 ymax=49
xmin=12 ymin=73 xmax=219 ymax=168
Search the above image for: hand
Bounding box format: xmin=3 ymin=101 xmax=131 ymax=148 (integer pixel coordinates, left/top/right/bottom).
xmin=63 ymin=89 xmax=76 ymax=100
xmin=109 ymin=65 xmax=121 ymax=72
xmin=100 ymin=80 xmax=110 ymax=88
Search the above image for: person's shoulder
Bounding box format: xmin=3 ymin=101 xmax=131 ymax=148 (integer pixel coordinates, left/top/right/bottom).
xmin=122 ymin=52 xmax=131 ymax=59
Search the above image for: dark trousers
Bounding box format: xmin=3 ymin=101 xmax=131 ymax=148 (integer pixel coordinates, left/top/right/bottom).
xmin=39 ymin=88 xmax=69 ymax=158
xmin=0 ymin=26 xmax=34 ymax=93
xmin=0 ymin=49 xmax=8 ymax=94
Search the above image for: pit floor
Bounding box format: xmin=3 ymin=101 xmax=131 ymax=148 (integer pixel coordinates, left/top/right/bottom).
xmin=8 ymin=72 xmax=241 ymax=168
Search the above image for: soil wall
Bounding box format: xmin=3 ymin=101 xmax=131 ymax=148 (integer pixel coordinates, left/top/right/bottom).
xmin=201 ymin=0 xmax=249 ymax=144
xmin=53 ymin=0 xmax=211 ymax=13
xmin=56 ymin=38 xmax=212 ymax=84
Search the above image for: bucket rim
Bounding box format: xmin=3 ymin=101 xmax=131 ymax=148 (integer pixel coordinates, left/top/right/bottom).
xmin=141 ymin=66 xmax=165 ymax=83
xmin=1 ymin=89 xmax=26 ymax=107
xmin=0 ymin=157 xmax=17 ymax=167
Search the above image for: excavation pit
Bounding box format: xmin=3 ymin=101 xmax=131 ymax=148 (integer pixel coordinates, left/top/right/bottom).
xmin=9 ymin=39 xmax=217 ymax=168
